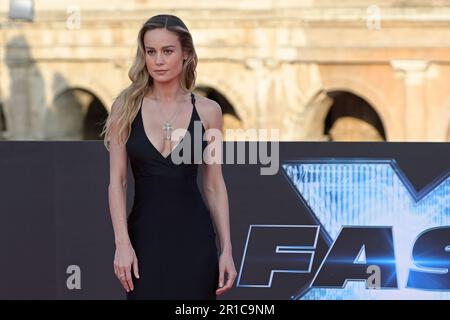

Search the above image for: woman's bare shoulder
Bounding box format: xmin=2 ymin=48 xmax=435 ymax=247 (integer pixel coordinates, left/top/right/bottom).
xmin=111 ymin=94 xmax=125 ymax=116
xmin=193 ymin=93 xmax=222 ymax=130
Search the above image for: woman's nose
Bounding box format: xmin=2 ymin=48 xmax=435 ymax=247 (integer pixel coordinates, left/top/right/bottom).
xmin=155 ymin=52 xmax=164 ymax=64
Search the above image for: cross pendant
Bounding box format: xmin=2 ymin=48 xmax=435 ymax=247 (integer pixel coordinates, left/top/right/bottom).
xmin=162 ymin=121 xmax=173 ymax=140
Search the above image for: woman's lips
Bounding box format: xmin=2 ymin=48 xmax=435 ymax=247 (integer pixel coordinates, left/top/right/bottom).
xmin=154 ymin=70 xmax=168 ymax=75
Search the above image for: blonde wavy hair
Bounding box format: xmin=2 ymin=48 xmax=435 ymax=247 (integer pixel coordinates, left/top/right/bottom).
xmin=102 ymin=14 xmax=198 ymax=151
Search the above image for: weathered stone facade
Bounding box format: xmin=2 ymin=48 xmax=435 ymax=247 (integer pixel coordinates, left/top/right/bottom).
xmin=1 ymin=0 xmax=449 ymax=141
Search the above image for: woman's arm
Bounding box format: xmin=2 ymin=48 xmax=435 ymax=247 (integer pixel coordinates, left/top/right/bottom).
xmin=202 ymin=155 xmax=232 ymax=253
xmin=108 ymin=97 xmax=139 ymax=292
xmin=200 ymin=99 xmax=237 ymax=296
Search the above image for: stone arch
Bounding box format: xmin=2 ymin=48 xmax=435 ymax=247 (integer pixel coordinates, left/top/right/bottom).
xmin=196 ymin=74 xmax=252 ymax=129
xmin=325 ymin=91 xmax=386 ymax=141
xmin=304 ymin=77 xmax=392 ymax=141
xmin=46 ymin=87 xmax=108 ymax=140
xmin=52 ymin=79 xmax=112 ymax=114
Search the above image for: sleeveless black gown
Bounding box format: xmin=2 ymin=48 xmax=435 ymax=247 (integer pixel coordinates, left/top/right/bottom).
xmin=125 ymin=92 xmax=219 ymax=300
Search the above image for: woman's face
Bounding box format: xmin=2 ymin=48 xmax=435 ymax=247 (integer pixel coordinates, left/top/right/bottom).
xmin=143 ymin=28 xmax=186 ymax=83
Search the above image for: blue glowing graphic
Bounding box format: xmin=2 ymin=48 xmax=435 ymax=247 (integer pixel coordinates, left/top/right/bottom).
xmin=354 ymin=245 xmax=367 ymax=264
xmin=281 ymin=159 xmax=450 ymax=300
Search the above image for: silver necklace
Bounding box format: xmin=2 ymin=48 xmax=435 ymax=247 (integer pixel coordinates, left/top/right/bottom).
xmin=154 ymin=98 xmax=184 ymax=140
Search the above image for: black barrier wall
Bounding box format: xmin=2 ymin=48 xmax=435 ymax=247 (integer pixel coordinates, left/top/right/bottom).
xmin=0 ymin=142 xmax=449 ymax=299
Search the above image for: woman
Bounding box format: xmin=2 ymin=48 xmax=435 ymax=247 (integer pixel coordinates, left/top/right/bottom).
xmin=102 ymin=14 xmax=236 ymax=299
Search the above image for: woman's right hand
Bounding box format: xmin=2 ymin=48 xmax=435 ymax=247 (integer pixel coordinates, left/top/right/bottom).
xmin=113 ymin=242 xmax=139 ymax=292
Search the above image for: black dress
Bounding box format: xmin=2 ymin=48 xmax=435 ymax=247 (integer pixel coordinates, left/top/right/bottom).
xmin=125 ymin=92 xmax=219 ymax=300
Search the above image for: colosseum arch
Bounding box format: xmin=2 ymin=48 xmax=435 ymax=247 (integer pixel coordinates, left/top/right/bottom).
xmin=196 ymin=73 xmax=253 ymax=129
xmin=45 ymin=88 xmax=108 ymax=140
xmin=324 ymin=91 xmax=386 ymax=141
xmin=303 ymin=77 xmax=392 ymax=141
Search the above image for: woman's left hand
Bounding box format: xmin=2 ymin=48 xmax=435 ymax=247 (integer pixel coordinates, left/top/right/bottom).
xmin=216 ymin=251 xmax=237 ymax=296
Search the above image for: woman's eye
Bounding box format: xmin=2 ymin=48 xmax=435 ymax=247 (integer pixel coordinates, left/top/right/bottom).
xmin=146 ymin=49 xmax=172 ymax=55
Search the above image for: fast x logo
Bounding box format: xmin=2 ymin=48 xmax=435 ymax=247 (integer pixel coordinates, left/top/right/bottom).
xmin=237 ymin=159 xmax=450 ymax=299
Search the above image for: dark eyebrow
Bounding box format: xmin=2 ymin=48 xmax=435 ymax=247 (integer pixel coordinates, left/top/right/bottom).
xmin=145 ymin=45 xmax=176 ymax=50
